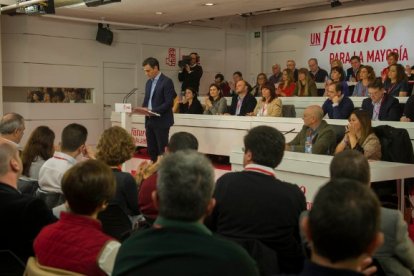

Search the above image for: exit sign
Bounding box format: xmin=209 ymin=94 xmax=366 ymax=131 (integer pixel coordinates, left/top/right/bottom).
xmin=254 ymin=32 xmax=261 ymax=38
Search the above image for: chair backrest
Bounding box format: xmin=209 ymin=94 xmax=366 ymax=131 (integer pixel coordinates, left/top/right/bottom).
xmin=24 ymin=257 xmax=85 ymax=276
xmin=35 ymin=189 xmax=65 ymax=209
xmin=98 ymin=204 xmax=132 ymax=241
xmin=17 ymin=179 xmax=39 ymax=196
xmin=373 ymin=125 xmax=414 ymax=163
xmin=221 ymin=236 xmax=279 ymax=276
xmin=282 ymin=105 xmax=296 ymax=118
xmin=330 ymin=124 xmax=346 ymax=145
xmin=0 ymin=250 xmax=25 ymax=275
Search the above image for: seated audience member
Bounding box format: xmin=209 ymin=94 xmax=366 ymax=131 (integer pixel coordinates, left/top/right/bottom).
xmin=138 ymin=132 xmax=198 ymax=222
xmin=361 ymin=79 xmax=401 ymax=121
xmin=330 ymin=150 xmax=414 ymax=276
xmin=37 ymin=123 xmax=89 ymax=208
xmin=287 ymin=59 xmax=299 ymax=81
xmin=384 ymin=63 xmax=410 ymax=97
xmin=228 ymin=80 xmax=257 ymax=116
xmin=249 ymin=81 xmax=282 ymax=117
xmin=179 ymin=87 xmax=203 ymax=114
xmin=228 ymin=71 xmax=243 ymax=95
xmin=353 ymin=65 xmax=376 ymax=96
xmin=286 ymin=105 xmax=336 ymax=155
xmin=214 ymin=73 xmax=231 ymax=97
xmin=114 ymin=151 xmax=259 ymax=276
xmin=251 ymin=73 xmax=267 ymax=97
xmin=308 ymin=58 xmax=329 ymax=96
xmin=52 ymin=89 xmax=65 ymax=103
xmin=301 ymin=178 xmax=383 ymax=275
xmin=346 ymin=56 xmax=363 ymax=94
xmin=346 ymin=55 xmax=362 ymax=82
xmin=381 ymin=51 xmax=399 ymax=81
xmin=203 ymin=83 xmax=227 ymax=115
xmin=0 ymin=142 xmax=56 ymax=263
xmin=268 ymin=64 xmax=282 ymax=85
xmin=330 ymin=59 xmax=346 ymax=76
xmin=32 ymin=91 xmax=44 ymax=103
xmin=208 ymin=126 xmax=306 ymax=273
xmin=335 ymin=110 xmax=381 ymax=160
xmin=401 ymin=94 xmax=414 ymax=122
xmin=21 ymin=126 xmax=55 ymax=180
xmin=328 ymin=66 xmax=349 ymax=96
xmin=277 ymin=68 xmax=296 ymax=97
xmin=294 ymin=68 xmax=318 ymax=97
xmin=96 ymin=126 xmax=139 ymax=219
xmin=34 ymin=160 xmax=120 ymax=275
xmin=0 ymin=112 xmax=25 ymax=148
xmin=322 ymin=82 xmax=354 ymax=119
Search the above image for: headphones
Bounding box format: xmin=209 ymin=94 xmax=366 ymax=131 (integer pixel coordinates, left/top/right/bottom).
xmin=190 ymin=52 xmax=200 ymax=63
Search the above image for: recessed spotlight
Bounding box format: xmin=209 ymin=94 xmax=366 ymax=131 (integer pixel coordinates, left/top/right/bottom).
xmin=203 ymin=3 xmax=215 ymax=6
xmin=155 ymin=11 xmax=164 ymax=15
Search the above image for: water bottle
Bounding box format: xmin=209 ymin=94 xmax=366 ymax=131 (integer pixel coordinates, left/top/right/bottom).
xmin=305 ymin=136 xmax=312 ymax=154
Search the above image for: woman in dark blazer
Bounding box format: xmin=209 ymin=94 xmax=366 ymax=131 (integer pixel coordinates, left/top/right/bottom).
xmin=179 ymin=87 xmax=203 ymax=114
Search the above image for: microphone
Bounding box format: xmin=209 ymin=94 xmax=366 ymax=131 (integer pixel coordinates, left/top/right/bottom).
xmin=282 ymin=128 xmax=296 ymax=135
xmin=123 ymin=88 xmax=138 ymax=103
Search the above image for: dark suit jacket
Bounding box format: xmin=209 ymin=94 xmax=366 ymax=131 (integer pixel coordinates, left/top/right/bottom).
xmin=208 ymin=171 xmax=306 ymax=273
xmin=142 ymin=73 xmax=176 ymax=128
xmin=361 ymin=94 xmax=401 ymax=121
xmin=0 ymin=183 xmax=56 ymax=262
xmin=179 ymin=98 xmax=203 ymax=114
xmin=229 ymin=93 xmax=257 ymax=116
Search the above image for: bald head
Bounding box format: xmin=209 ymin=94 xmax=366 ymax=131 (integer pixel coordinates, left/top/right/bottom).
xmin=303 ymin=105 xmax=324 ymax=129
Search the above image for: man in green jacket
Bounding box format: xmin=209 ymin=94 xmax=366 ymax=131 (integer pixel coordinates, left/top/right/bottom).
xmin=113 ymin=151 xmax=259 ymax=276
xmin=286 ymin=105 xmax=336 ymax=155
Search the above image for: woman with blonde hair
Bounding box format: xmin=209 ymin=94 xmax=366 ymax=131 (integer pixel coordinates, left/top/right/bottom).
xmin=294 ymin=68 xmax=317 ymax=97
xmin=96 ymin=126 xmax=139 ymax=220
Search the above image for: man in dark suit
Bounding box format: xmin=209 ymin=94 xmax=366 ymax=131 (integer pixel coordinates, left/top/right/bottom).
xmin=346 ymin=56 xmax=362 ymax=95
xmin=139 ymin=57 xmax=176 ymax=162
xmin=228 ymin=80 xmax=257 ymax=116
xmin=208 ymin=126 xmax=306 ymax=274
xmin=0 ymin=142 xmax=56 ymax=263
xmin=361 ymin=79 xmax=401 ymax=121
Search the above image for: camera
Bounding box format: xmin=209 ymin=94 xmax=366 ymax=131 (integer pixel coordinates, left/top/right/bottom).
xmin=178 ymin=55 xmax=192 ymax=68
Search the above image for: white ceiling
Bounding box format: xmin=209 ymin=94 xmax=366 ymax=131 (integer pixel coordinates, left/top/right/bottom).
xmin=0 ymin=0 xmax=358 ymax=26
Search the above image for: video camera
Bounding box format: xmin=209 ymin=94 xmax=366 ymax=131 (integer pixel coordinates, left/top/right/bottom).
xmin=178 ymin=55 xmax=192 ymax=68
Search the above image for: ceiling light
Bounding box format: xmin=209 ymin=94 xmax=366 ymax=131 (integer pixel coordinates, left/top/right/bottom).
xmin=203 ymin=3 xmax=215 ymax=6
xmin=155 ymin=11 xmax=164 ymax=15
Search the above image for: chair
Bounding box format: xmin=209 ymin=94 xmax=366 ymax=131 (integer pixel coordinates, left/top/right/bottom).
xmin=282 ymin=105 xmax=296 ymax=118
xmin=220 ymin=236 xmax=279 ymax=276
xmin=0 ymin=250 xmax=26 ymax=275
xmin=98 ymin=204 xmax=132 ymax=241
xmin=24 ymin=257 xmax=85 ymax=276
xmin=17 ymin=178 xmax=39 ymax=196
xmin=35 ymin=189 xmax=65 ymax=209
xmin=330 ymin=124 xmax=346 ymax=145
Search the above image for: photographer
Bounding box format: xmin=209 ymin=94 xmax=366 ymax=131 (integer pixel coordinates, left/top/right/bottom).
xmin=178 ymin=52 xmax=203 ymax=94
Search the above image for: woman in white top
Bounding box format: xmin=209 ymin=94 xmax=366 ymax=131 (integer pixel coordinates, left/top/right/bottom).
xmin=204 ymin=83 xmax=228 ymax=115
xmin=249 ymin=82 xmax=282 ymax=117
xmin=22 ymin=126 xmax=55 ymax=180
